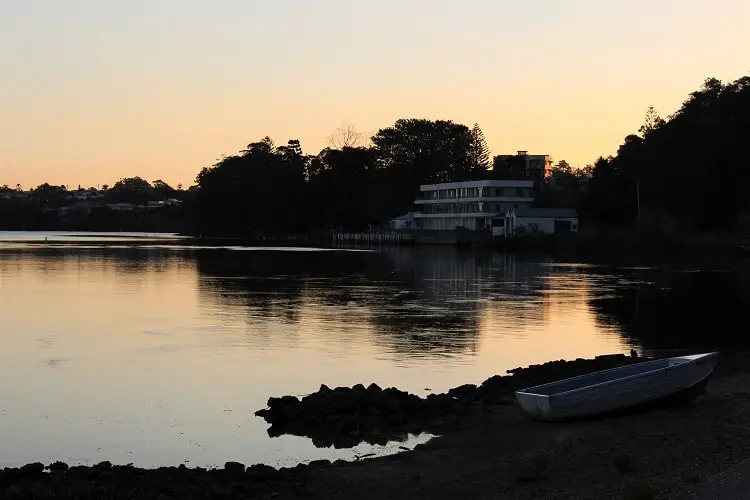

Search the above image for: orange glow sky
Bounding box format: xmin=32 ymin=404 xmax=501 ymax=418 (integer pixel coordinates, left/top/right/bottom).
xmin=1 ymin=0 xmax=748 ymax=189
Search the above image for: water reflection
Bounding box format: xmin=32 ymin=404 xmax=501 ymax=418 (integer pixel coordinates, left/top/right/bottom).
xmin=195 ymin=248 xmax=561 ymax=358
xmin=589 ymin=267 xmax=750 ymax=352
xmin=196 ymin=249 xmax=483 ymax=357
xmin=0 ymin=242 xmax=637 ymax=469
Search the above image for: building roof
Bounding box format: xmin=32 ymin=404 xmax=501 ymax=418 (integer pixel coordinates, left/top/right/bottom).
xmin=514 ymin=207 xmax=578 ymax=218
xmin=419 ymin=179 xmax=534 ymax=191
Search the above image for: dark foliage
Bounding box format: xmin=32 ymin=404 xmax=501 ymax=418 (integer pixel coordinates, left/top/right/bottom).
xmin=0 ymin=180 xmax=190 ymax=232
xmin=5 ymin=75 xmax=749 ymax=236
xmin=581 ymin=76 xmax=750 ymax=231
xmin=191 ymin=119 xmax=487 ymax=236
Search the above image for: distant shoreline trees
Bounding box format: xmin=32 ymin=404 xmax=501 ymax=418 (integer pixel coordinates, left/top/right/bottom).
xmin=189 ymin=74 xmax=750 ymax=236
xmin=3 ymin=74 xmax=749 ymax=236
xmin=0 ymin=179 xmax=189 ymax=232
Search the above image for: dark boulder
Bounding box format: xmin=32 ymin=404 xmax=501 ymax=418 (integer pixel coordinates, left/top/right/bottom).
xmin=20 ymin=462 xmax=44 ymax=475
xmin=47 ymin=461 xmax=69 ymax=473
xmin=224 ymin=461 xmax=245 ymax=474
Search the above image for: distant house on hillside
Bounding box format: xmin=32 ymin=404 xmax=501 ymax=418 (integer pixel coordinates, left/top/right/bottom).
xmin=106 ymin=203 xmax=136 ymax=212
xmin=72 ymin=188 xmax=105 ymax=201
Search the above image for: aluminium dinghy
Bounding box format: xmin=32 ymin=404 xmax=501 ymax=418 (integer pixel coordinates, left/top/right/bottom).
xmin=515 ymin=352 xmax=718 ymax=421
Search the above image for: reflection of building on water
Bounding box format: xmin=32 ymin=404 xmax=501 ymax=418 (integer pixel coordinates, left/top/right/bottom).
xmin=381 ymin=247 xmax=552 ymax=301
xmin=193 ymin=249 xmax=484 ymax=358
xmin=381 ymin=247 xmax=486 ymax=299
xmin=192 ymin=248 xmax=618 ymax=361
xmin=379 ymin=248 xmax=614 ymax=351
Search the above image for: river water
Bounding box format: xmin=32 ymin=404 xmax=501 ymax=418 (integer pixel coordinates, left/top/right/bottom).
xmin=0 ymin=231 xmax=747 ymax=468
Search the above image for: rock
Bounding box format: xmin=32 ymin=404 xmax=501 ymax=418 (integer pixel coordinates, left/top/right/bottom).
xmin=20 ymin=462 xmax=44 ymax=475
xmin=67 ymin=465 xmax=90 ymax=478
xmin=253 ymin=354 xmax=652 ymax=451
xmin=596 ymin=353 xmax=626 ymax=361
xmin=268 ymin=395 xmax=299 ymax=408
xmin=224 ymin=461 xmax=245 ymax=473
xmin=246 ymin=464 xmax=279 ymax=482
xmin=47 ymin=461 xmax=69 ymax=473
xmin=447 ymin=383 xmax=477 ymax=401
xmin=366 ymin=383 xmax=382 ymax=393
xmin=307 ymin=460 xmax=331 ymax=467
xmin=93 ymin=461 xmax=112 ymax=473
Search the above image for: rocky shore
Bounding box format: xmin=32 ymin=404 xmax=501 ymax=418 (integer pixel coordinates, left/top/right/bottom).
xmin=4 ymin=351 xmax=750 ymax=500
xmin=254 ymin=353 xmax=647 ymax=448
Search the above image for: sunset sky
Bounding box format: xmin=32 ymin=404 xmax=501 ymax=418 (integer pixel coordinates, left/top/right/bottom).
xmin=1 ymin=0 xmax=748 ymax=189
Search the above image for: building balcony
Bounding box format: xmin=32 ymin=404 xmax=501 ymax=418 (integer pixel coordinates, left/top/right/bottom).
xmin=413 ymin=212 xmax=504 ymax=218
xmin=414 ymin=196 xmax=533 ymax=205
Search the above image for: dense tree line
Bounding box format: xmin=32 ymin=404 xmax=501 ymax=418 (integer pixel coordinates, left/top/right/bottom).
xmin=582 ymin=76 xmax=750 ymax=231
xmin=191 ymin=119 xmax=495 ymax=236
xmin=0 ymin=178 xmax=189 ymax=232
xmin=4 ymin=74 xmax=748 ymax=237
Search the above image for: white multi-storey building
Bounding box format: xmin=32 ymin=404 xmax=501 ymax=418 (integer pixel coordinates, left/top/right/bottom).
xmin=412 ymin=179 xmax=534 ymax=230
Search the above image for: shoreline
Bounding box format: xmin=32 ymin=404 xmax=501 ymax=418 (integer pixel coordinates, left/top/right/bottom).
xmin=3 ymin=229 xmax=749 ymax=267
xmin=4 ymin=351 xmax=750 ymax=499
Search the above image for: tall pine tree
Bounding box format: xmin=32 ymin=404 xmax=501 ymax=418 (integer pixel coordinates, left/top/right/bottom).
xmin=469 ymin=123 xmax=491 ymax=170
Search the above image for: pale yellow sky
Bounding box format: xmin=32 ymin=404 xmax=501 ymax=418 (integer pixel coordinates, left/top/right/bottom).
xmin=1 ymin=0 xmax=748 ymax=189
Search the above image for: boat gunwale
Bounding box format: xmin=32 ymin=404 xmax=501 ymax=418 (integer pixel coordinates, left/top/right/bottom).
xmin=515 ymin=352 xmax=718 ymax=399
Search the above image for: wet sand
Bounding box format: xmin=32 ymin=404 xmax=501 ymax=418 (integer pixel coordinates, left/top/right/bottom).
xmin=3 ymin=352 xmax=749 ymax=500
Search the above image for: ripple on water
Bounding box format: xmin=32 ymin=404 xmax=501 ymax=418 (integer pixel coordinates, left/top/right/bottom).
xmin=5 ymin=239 xmax=725 ymax=468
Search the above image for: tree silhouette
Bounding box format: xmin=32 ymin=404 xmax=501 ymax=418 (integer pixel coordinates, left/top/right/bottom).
xmin=327 ymin=123 xmax=365 ymax=149
xmin=32 ymin=183 xmax=67 ymax=207
xmin=638 ymin=105 xmax=665 ymax=137
xmin=242 ymin=136 xmax=275 ymax=155
xmin=108 ymin=177 xmax=153 ymax=203
xmin=584 ymin=75 xmax=750 ymax=230
xmin=469 ymin=123 xmax=491 ymax=170
xmin=152 ymin=179 xmax=176 ymax=200
xmin=5 ymin=75 xmax=750 ymax=237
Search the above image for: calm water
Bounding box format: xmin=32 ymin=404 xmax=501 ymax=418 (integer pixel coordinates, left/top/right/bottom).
xmin=1 ymin=231 xmax=747 ymax=468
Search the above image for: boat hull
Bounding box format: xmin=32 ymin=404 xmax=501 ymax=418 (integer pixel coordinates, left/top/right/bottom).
xmin=515 ymin=352 xmax=718 ymax=422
